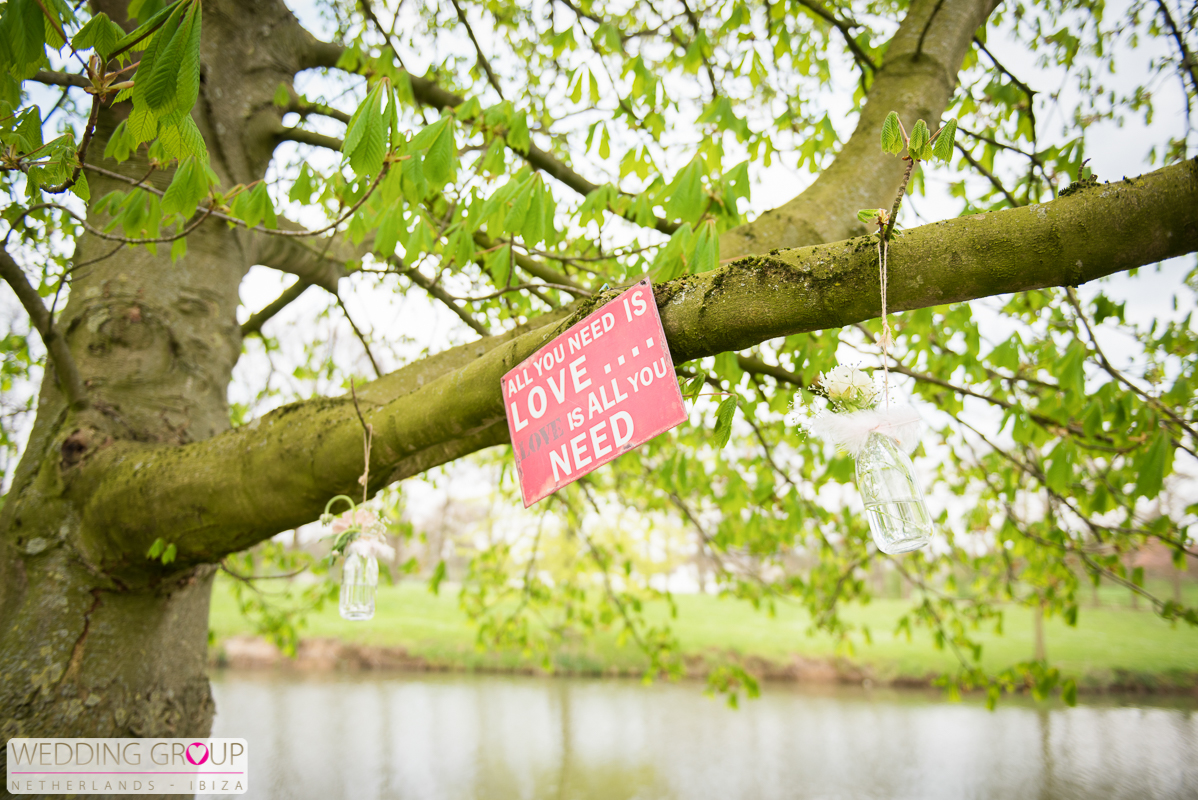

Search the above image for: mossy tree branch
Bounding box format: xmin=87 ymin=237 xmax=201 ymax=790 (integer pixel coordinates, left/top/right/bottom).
xmin=73 ymin=158 xmax=1198 ymax=571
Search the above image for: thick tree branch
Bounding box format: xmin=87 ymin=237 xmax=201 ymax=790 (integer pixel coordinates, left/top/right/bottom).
xmin=75 ymin=159 xmax=1198 ymax=569
xmin=250 ymin=217 xmax=352 ymax=291
xmin=32 ymin=69 xmax=90 ymax=89
xmin=241 ymin=278 xmax=313 ymax=337
xmin=737 ymin=355 xmax=805 ymax=387
xmin=0 ymin=246 xmax=88 ymax=410
xmin=721 ymin=0 xmax=1000 ymax=258
xmin=275 ymin=125 xmax=345 ymax=152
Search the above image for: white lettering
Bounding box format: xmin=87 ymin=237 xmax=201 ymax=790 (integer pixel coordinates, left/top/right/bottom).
xmin=528 ymin=386 xmax=547 ymax=419
xmin=569 ymin=356 xmax=592 ymax=392
xmin=550 ymin=445 xmax=573 ymax=482
xmin=547 ymin=369 xmax=568 ymax=403
xmin=570 ymin=433 xmax=592 ymax=468
xmin=590 ymin=421 xmax=612 ymax=458
xmin=509 ymin=401 xmax=529 ymax=432
xmin=612 ymin=411 xmax=634 ymax=447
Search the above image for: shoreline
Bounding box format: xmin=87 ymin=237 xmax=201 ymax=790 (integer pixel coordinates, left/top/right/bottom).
xmin=209 ymin=635 xmax=1198 ymax=697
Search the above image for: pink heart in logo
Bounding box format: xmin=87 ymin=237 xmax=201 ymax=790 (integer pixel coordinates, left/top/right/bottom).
xmin=185 ymin=743 xmax=209 ymax=766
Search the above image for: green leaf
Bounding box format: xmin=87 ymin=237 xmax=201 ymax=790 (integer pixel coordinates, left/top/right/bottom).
xmin=932 ymin=118 xmax=957 ymax=162
xmin=162 ymin=543 xmax=177 ymax=564
xmin=170 ymin=234 xmax=187 ymax=262
xmin=126 ymin=105 xmax=158 ymax=145
xmin=713 ymin=396 xmax=739 ymax=449
xmin=665 ymin=158 xmax=706 ymax=223
xmin=160 ymin=156 xmax=209 ymax=217
xmin=141 ymin=0 xmax=196 ymax=111
xmin=172 ymin=1 xmax=203 ymax=114
xmin=651 ymin=223 xmax=693 ymax=281
xmin=1133 ymin=431 xmax=1172 ymax=499
xmin=343 ymin=81 xmax=386 ymax=176
xmin=523 ymin=179 xmax=547 ymax=245
xmin=421 ymin=118 xmax=458 ymax=186
xmin=857 ymin=208 xmax=880 ymax=223
xmin=485 ymin=242 xmax=512 ymax=286
xmin=682 ymin=373 xmax=706 ymax=401
xmin=507 ymin=112 xmax=530 ymax=154
xmin=71 ymin=171 xmax=90 ymax=201
xmin=127 ymin=0 xmax=168 ymax=23
xmin=1058 ymin=340 xmax=1086 ymax=397
xmin=690 ymin=219 xmax=719 ymax=273
xmin=374 ymin=206 xmax=403 ymax=257
xmin=157 ymin=114 xmax=205 ymax=161
xmin=880 ymin=110 xmax=904 ymax=155
xmin=146 ymin=537 xmax=165 ymax=559
xmin=71 ymin=12 xmax=125 ymax=59
xmin=908 ymin=119 xmax=932 ymax=160
xmin=714 ymin=350 xmax=742 ymax=386
xmin=429 ymin=559 xmax=448 ymax=594
xmin=273 ymin=83 xmax=291 ymax=108
xmin=1045 ymin=442 xmax=1073 ymax=493
xmin=503 ymin=177 xmax=533 ymax=233
xmin=1062 ymin=678 xmax=1077 ymax=707
xmin=112 ymin=0 xmax=176 ymax=55
xmin=289 ymin=163 xmax=315 ymax=204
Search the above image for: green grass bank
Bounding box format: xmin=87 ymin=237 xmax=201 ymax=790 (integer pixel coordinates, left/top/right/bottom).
xmin=208 ymin=577 xmax=1198 ymax=692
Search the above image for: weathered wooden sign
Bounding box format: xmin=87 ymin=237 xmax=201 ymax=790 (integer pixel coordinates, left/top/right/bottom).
xmin=502 ymin=279 xmax=687 ymax=507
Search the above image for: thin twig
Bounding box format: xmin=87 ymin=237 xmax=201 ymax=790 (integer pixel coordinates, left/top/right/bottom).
xmin=0 ymin=245 xmax=88 ymax=410
xmin=449 ymin=0 xmax=505 ymax=98
xmin=337 ymin=293 xmax=383 ymax=378
xmin=1065 ymin=287 xmax=1198 ymax=442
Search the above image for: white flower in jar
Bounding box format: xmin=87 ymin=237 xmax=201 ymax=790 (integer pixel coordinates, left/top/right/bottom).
xmin=820 ymin=365 xmax=876 ymax=402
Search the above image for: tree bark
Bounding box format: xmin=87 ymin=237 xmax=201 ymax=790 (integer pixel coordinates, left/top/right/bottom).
xmin=0 ymin=0 xmax=327 ymax=758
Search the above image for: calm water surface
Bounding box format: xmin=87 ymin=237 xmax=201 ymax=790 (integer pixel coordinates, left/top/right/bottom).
xmin=203 ymin=670 xmax=1198 ymax=800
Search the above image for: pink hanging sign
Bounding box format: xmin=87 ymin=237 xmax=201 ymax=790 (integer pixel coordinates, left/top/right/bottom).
xmin=502 ymin=279 xmax=687 ymax=507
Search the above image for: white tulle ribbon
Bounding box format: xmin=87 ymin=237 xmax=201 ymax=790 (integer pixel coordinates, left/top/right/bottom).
xmin=805 ymin=404 xmax=922 ymax=457
xmin=346 ymin=537 xmax=395 ymax=561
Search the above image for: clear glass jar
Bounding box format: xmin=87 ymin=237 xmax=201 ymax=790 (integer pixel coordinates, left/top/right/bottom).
xmin=339 ymin=551 xmax=379 ymax=620
xmin=855 ymin=431 xmax=933 ymax=554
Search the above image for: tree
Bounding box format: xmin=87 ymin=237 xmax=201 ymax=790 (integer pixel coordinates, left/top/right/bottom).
xmin=1 ymin=0 xmax=1195 ymax=749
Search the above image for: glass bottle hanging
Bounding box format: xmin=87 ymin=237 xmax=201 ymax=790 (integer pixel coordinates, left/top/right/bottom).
xmin=855 ymin=431 xmax=933 ymax=554
xmin=339 ymin=549 xmax=379 ymax=620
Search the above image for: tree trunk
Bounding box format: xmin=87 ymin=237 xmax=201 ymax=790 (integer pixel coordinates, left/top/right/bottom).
xmin=0 ymin=0 xmax=321 ymax=754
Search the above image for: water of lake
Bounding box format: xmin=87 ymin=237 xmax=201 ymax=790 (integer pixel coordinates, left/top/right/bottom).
xmin=203 ymin=670 xmax=1198 ymax=800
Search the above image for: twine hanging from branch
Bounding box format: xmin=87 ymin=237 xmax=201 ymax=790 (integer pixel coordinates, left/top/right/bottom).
xmin=876 ymin=225 xmax=892 ymax=408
